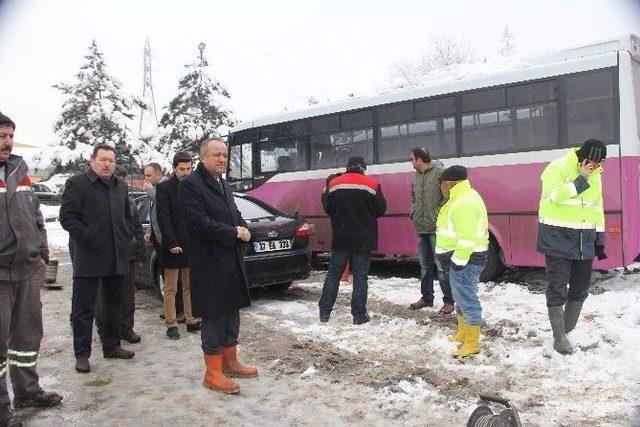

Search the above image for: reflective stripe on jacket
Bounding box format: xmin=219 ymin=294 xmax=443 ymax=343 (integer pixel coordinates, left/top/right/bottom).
xmin=537 ymin=148 xmax=605 ymax=260
xmin=435 ymin=180 xmax=489 ymax=267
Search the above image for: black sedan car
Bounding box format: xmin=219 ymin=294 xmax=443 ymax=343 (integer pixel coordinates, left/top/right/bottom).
xmin=134 ymin=192 xmax=313 ymax=294
xmin=31 ymin=183 xmax=60 ymax=203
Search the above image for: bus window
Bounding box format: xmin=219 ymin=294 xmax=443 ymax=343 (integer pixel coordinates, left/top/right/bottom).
xmin=461 ymin=109 xmax=513 ymax=155
xmin=310 ymin=115 xmax=339 ymax=134
xmin=414 ymin=97 xmax=455 ymax=119
xmin=229 ymin=143 xmax=253 ymax=179
xmin=260 ymin=136 xmax=307 ymax=173
xmin=279 ymin=120 xmax=308 ymax=138
xmin=514 ymin=104 xmax=558 ymax=150
xmin=378 ymin=103 xmax=413 ymax=124
xmin=508 ymin=80 xmax=559 ymax=150
xmin=310 ymin=129 xmax=373 ymax=169
xmin=229 ymin=145 xmax=242 ymax=179
xmin=379 ymin=116 xmax=455 ymax=163
xmin=340 ymin=110 xmax=373 ymax=129
xmin=565 ymin=69 xmax=615 ymax=146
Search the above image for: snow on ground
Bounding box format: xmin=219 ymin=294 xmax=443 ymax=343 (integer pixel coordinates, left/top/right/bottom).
xmin=43 ymin=207 xmax=69 ymax=251
xmin=255 ymin=272 xmax=640 ymax=425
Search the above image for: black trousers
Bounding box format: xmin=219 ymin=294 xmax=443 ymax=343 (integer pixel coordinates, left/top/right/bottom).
xmin=544 ymin=255 xmax=592 ymax=307
xmin=95 ymin=262 xmax=136 ymax=336
xmin=201 ymin=310 xmax=240 ymax=355
xmin=72 ymin=275 xmax=124 ymax=358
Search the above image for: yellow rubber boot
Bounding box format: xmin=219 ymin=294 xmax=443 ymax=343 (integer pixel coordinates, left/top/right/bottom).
xmin=448 ymin=314 xmax=467 ymax=344
xmin=452 ymin=324 xmax=480 ymax=358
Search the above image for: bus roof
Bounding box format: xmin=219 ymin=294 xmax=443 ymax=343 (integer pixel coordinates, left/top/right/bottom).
xmin=231 ymin=34 xmax=638 ymax=134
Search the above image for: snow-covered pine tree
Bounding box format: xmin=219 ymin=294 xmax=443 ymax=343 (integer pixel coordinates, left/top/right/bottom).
xmin=53 ymin=40 xmax=142 ymax=172
xmin=158 ymin=42 xmax=235 ymax=157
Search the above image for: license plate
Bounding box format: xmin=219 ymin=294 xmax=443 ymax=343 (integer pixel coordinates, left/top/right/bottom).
xmin=253 ymin=239 xmax=292 ymax=253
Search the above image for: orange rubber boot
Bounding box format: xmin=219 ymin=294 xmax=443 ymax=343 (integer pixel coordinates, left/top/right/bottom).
xmin=203 ymin=354 xmax=240 ymax=394
xmin=223 ymin=346 xmax=258 ymax=378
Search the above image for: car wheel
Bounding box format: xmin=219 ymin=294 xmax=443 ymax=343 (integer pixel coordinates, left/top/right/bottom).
xmin=269 ymin=281 xmax=293 ymax=293
xmin=479 ymin=238 xmax=506 ymax=283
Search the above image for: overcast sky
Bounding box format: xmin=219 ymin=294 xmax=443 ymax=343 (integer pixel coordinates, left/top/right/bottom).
xmin=0 ymin=0 xmax=639 ymax=147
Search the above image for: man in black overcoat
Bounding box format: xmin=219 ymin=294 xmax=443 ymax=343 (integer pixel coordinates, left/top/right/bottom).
xmin=156 ymin=151 xmax=201 ymax=340
xmin=60 ymin=144 xmax=135 ymax=374
xmin=178 ymin=137 xmax=256 ymax=395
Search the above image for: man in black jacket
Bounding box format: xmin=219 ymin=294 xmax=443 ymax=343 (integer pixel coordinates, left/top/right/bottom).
xmin=156 ymin=152 xmax=200 ymax=340
xmin=319 ymin=156 xmax=387 ymax=325
xmin=178 ymin=137 xmax=257 ymax=395
xmin=95 ymin=167 xmax=145 ymax=344
xmin=60 ymin=144 xmax=135 ymax=374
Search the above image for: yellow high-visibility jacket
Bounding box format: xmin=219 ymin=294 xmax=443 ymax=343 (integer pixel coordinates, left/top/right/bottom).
xmin=538 ymin=148 xmax=605 ymax=260
xmin=435 ymin=180 xmax=489 ymax=267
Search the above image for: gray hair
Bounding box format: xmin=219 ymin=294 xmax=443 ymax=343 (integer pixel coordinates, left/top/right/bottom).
xmin=200 ymin=136 xmax=227 ymax=155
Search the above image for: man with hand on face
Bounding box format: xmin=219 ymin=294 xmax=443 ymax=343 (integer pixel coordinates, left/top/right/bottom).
xmin=538 ymin=139 xmax=607 ymax=355
xmin=156 ymin=152 xmax=201 ymax=340
xmin=60 ymin=144 xmax=135 ymax=374
xmin=0 ymin=112 xmax=62 ymax=427
xmin=178 ymin=137 xmax=256 ymax=395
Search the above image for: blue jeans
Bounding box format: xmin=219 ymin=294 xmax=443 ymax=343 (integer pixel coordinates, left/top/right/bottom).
xmin=449 ymin=263 xmax=484 ymax=325
xmin=319 ymin=249 xmax=371 ymax=321
xmin=418 ymin=234 xmax=453 ymax=304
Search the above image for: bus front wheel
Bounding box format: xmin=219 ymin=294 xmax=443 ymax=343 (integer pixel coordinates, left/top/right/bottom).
xmin=479 ymin=238 xmax=506 ymax=283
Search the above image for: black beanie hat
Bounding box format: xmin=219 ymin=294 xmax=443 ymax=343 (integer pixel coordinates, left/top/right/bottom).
xmin=346 ymin=156 xmax=367 ymax=172
xmin=441 ymin=165 xmax=468 ymax=181
xmin=576 ymin=139 xmax=607 ymax=163
xmin=0 ymin=111 xmax=15 ymax=130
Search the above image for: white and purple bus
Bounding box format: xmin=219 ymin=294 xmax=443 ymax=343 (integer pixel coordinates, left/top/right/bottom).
xmin=228 ymin=34 xmax=640 ymax=281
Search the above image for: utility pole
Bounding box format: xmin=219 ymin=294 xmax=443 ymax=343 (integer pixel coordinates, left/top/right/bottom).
xmin=139 ymin=38 xmax=158 ymax=142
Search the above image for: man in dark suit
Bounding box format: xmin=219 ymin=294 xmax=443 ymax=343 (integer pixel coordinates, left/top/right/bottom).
xmin=178 ymin=137 xmax=256 ymax=395
xmin=60 ymin=144 xmax=135 ymax=374
xmin=156 ymin=152 xmax=201 ymax=340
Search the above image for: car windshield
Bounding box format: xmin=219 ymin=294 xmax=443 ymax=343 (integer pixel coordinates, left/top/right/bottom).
xmin=234 ymin=196 xmax=275 ymax=220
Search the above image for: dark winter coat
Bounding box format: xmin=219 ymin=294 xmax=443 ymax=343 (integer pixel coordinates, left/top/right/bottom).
xmin=0 ymin=154 xmax=48 ymax=281
xmin=127 ymin=195 xmax=144 ymax=263
xmin=177 ymin=163 xmax=250 ymax=318
xmin=322 ymin=171 xmax=387 ymax=252
xmin=60 ymin=168 xmax=132 ymax=277
xmin=156 ymin=174 xmax=189 ymax=269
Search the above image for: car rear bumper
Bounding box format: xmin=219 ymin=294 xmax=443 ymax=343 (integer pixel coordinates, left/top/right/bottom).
xmin=245 ymin=248 xmax=311 ymax=287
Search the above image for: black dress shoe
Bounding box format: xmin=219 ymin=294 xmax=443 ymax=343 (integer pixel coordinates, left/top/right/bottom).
xmin=103 ymin=347 xmax=135 ymax=359
xmin=186 ymin=321 xmax=201 ymax=333
xmin=0 ymin=403 xmax=22 ymax=427
xmin=166 ymin=327 xmax=180 ymax=340
xmin=75 ymin=358 xmax=90 ymax=373
xmin=122 ymin=330 xmax=141 ymax=344
xmin=14 ymin=389 xmax=63 ymax=408
xmin=353 ymin=313 xmax=371 ymax=325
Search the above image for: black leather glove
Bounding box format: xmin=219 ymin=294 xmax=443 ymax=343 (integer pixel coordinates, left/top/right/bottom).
xmin=595 ymin=245 xmax=607 ymax=260
xmin=451 ymin=263 xmax=465 ymax=271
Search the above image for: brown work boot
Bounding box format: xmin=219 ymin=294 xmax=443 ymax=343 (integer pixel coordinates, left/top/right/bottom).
xmin=14 ymin=389 xmax=63 ymax=408
xmin=223 ymin=346 xmax=258 ymax=378
xmin=203 ymin=354 xmax=240 ymax=394
xmin=438 ymin=303 xmax=455 ymax=315
xmin=409 ymin=298 xmax=433 ymax=310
